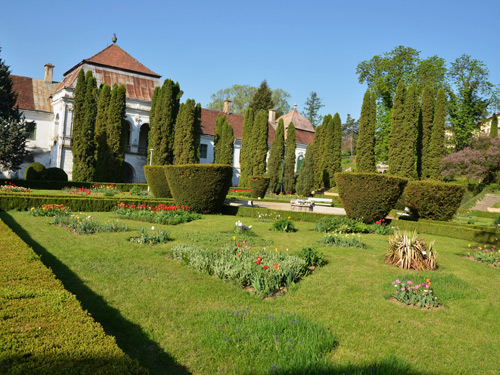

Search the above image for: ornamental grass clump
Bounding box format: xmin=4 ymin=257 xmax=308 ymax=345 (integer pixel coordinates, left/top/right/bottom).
xmin=114 ymin=202 xmax=201 ymax=225
xmin=322 ymin=232 xmax=365 ymax=248
xmin=203 ymin=307 xmax=336 ymax=374
xmin=392 ymin=278 xmax=439 ymax=309
xmin=385 ymin=230 xmax=436 ymax=270
xmin=51 ymin=214 xmax=128 ymax=234
xmin=272 ymin=218 xmax=296 ymax=232
xmin=467 ymin=244 xmax=500 ymax=267
xmin=129 ymin=227 xmax=172 ymax=245
xmin=28 ymin=204 xmax=69 ymax=217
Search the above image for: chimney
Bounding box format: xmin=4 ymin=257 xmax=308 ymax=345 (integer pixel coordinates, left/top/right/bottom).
xmin=268 ymin=108 xmax=276 ymax=125
xmin=44 ymin=64 xmax=54 ymax=83
xmin=223 ymin=99 xmax=232 ymax=114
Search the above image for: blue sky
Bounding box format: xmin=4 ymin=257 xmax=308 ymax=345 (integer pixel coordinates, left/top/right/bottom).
xmin=2 ymin=0 xmax=499 ymax=121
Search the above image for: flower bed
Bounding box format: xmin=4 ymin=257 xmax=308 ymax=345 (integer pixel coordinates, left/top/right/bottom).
xmin=114 ymin=202 xmax=201 ymax=225
xmin=0 ymin=181 xmax=31 ymax=193
xmin=467 ymin=244 xmax=500 ymax=267
xmin=392 ymin=278 xmax=439 ymax=308
xmin=322 ymin=232 xmax=365 ymax=248
xmin=28 ymin=204 xmax=69 ymax=217
xmin=51 ymin=214 xmax=128 ymax=234
xmin=129 ymin=226 xmax=172 ymax=245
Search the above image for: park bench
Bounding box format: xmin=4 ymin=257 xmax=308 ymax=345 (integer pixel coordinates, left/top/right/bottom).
xmin=290 ymin=199 xmax=314 ymax=211
xmin=307 ymin=197 xmax=333 ymax=207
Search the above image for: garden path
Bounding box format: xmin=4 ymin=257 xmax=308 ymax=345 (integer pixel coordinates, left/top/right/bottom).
xmin=226 ymin=199 xmax=346 ymax=215
xmin=472 ymin=193 xmax=500 ymax=212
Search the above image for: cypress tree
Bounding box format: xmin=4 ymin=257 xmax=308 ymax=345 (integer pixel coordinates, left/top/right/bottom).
xmin=238 ymin=107 xmax=254 ymax=186
xmin=220 ymin=119 xmax=234 ymax=165
xmin=147 ymin=86 xmax=161 ymax=165
xmin=249 ymin=80 xmax=274 ymax=112
xmin=356 ymin=91 xmax=376 ymax=172
xmin=213 ymin=114 xmax=225 ymax=163
xmin=283 ymin=122 xmax=297 ymax=193
xmin=73 ymin=71 xmax=97 ymax=182
xmin=318 ymin=115 xmax=335 ymax=188
xmin=490 ymin=114 xmax=498 ymax=138
xmin=173 ymin=99 xmax=201 ymax=164
xmin=296 ymin=144 xmax=315 ymax=197
xmin=332 ymin=112 xmax=343 ymax=184
xmin=106 ymin=84 xmax=127 ymax=182
xmin=71 ymin=70 xmax=87 ymax=180
xmin=388 ymin=82 xmax=405 ymax=175
xmin=418 ymin=86 xmax=435 ymax=179
xmin=252 ymin=109 xmax=269 ymax=177
xmin=313 ymin=116 xmax=328 ymax=188
xmin=428 ymin=88 xmax=447 ymax=179
xmin=94 ymin=84 xmax=111 ymax=181
xmin=400 ymin=83 xmax=419 ymax=179
xmin=267 ymin=118 xmax=285 ymax=193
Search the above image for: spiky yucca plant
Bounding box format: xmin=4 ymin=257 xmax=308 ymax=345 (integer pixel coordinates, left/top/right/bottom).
xmin=385 ymin=230 xmax=436 ymax=270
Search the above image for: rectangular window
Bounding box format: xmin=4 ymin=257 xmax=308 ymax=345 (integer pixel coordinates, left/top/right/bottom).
xmin=200 ymin=144 xmax=208 ymax=159
xmin=26 ymin=122 xmax=36 ymax=141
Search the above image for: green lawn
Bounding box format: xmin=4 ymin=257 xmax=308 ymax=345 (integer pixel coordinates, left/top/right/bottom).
xmin=3 ymin=210 xmax=500 ymax=375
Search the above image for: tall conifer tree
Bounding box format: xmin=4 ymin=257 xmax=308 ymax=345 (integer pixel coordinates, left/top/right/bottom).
xmin=318 ymin=115 xmax=335 ymax=188
xmin=238 ymin=108 xmax=254 ymax=186
xmin=283 ymin=122 xmax=297 ymax=193
xmin=106 ymin=84 xmax=127 ymax=182
xmin=249 ymin=80 xmax=274 ymax=112
xmin=401 ymin=83 xmax=419 ymax=178
xmin=267 ymin=118 xmax=285 ymax=193
xmin=313 ymin=116 xmax=328 ymax=187
xmin=419 ymin=86 xmax=435 ymax=179
xmin=220 ymin=119 xmax=234 ymax=165
xmin=388 ymin=82 xmax=406 ymax=175
xmin=252 ymin=109 xmax=269 ymax=177
xmin=332 ymin=112 xmax=343 ymax=184
xmin=490 ymin=114 xmax=498 ymax=138
xmin=173 ymin=99 xmax=201 ymax=164
xmin=213 ymin=114 xmax=225 ymax=163
xmin=428 ymin=88 xmax=447 ymax=179
xmin=356 ymin=91 xmax=376 ymax=172
xmin=147 ymin=86 xmax=161 ymax=165
xmin=296 ymin=144 xmax=315 ymax=196
xmin=94 ymin=84 xmax=111 ymax=181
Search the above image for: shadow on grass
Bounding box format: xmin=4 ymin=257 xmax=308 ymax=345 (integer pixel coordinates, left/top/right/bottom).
xmin=2 ymin=212 xmax=191 ymax=375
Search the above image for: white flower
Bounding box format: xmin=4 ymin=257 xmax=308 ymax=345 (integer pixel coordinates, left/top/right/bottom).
xmin=151 ymin=226 xmax=155 ymax=230
xmin=422 ymin=251 xmax=427 ymax=255
xmin=248 ymin=225 xmax=252 ymax=229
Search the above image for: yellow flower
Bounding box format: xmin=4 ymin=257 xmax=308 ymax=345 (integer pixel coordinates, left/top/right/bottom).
xmin=468 ymin=244 xmax=471 ymax=247
xmin=232 ymin=236 xmax=236 ymax=240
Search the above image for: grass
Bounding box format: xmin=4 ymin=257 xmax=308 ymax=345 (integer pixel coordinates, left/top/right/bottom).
xmin=2 ymin=210 xmax=500 ymax=374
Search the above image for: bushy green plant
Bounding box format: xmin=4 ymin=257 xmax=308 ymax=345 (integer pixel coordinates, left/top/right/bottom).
xmin=392 ymin=278 xmax=439 ymax=308
xmin=165 ymin=164 xmax=232 ymax=213
xmin=385 ymin=230 xmax=437 ymax=270
xmin=404 ymin=180 xmax=465 ymax=221
xmin=24 ymin=161 xmax=45 ymax=180
xmin=114 ymin=202 xmax=201 ymax=225
xmin=129 ymin=227 xmax=172 ymax=245
xmin=322 ymin=232 xmax=365 ymax=248
xmin=335 ymin=172 xmax=407 ymax=223
xmin=51 ymin=214 xmax=128 ymax=234
xmin=249 ymin=176 xmax=270 ymax=199
xmin=42 ymin=167 xmax=68 ymax=182
xmin=298 ymin=247 xmax=326 ymax=267
xmin=272 ymin=218 xmax=296 ymax=232
xmin=143 ymin=165 xmax=172 ymax=198
xmin=315 ymin=216 xmax=394 ymax=235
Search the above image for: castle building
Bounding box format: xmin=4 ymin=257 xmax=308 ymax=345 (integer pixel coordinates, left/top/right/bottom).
xmin=8 ymin=41 xmax=314 ymax=185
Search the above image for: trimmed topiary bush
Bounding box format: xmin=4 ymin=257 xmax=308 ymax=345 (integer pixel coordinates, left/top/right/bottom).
xmin=249 ymin=176 xmax=270 ymax=199
xmin=144 ymin=165 xmax=172 ymax=198
xmin=24 ymin=162 xmax=46 ymax=180
xmin=403 ymin=180 xmax=465 ymax=221
xmin=42 ymin=167 xmax=68 ymax=182
xmin=165 ymin=164 xmax=232 ymax=213
xmin=335 ymin=172 xmax=407 ymax=224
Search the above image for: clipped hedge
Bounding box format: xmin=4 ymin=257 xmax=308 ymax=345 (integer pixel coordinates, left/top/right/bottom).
xmin=0 ymin=193 xmax=174 ymax=212
xmin=404 ymin=180 xmax=465 ymax=221
xmin=144 ymin=165 xmax=172 ymax=198
xmin=24 ymin=161 xmax=45 ymax=180
xmin=223 ymin=205 xmax=342 ymax=223
xmin=335 ymin=172 xmax=407 ymax=224
xmin=43 ymin=167 xmax=68 ymax=182
xmin=165 ymin=164 xmax=232 ymax=213
xmin=249 ymin=176 xmax=270 ymax=199
xmin=0 ymin=216 xmax=147 ymax=374
xmin=1 ymin=179 xmax=148 ymax=192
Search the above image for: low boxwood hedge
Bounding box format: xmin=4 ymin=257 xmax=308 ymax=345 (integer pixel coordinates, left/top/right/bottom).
xmin=24 ymin=161 xmax=46 ymax=180
xmin=143 ymin=165 xmax=172 ymax=198
xmin=43 ymin=167 xmax=68 ymax=182
xmin=335 ymin=172 xmax=407 ymax=223
xmin=165 ymin=164 xmax=232 ymax=213
xmin=1 ymin=179 xmax=148 ymax=192
xmin=404 ymin=180 xmax=465 ymax=221
xmin=0 ymin=215 xmax=147 ymax=374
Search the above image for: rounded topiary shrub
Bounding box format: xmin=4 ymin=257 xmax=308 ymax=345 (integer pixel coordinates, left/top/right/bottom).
xmin=249 ymin=176 xmax=270 ymax=199
xmin=42 ymin=167 xmax=68 ymax=182
xmin=165 ymin=164 xmax=232 ymax=213
xmin=24 ymin=162 xmax=46 ymax=180
xmin=335 ymin=172 xmax=407 ymax=224
xmin=144 ymin=165 xmax=172 ymax=198
xmin=403 ymin=180 xmax=465 ymax=221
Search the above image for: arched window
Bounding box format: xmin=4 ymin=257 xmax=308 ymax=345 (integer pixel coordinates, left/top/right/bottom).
xmin=296 ymin=154 xmax=304 ymax=172
xmin=124 ymin=120 xmax=132 ymax=152
xmin=139 ymin=123 xmax=149 ymax=155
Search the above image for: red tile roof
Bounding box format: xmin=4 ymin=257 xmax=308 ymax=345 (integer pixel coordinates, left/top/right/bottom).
xmin=64 ymin=44 xmax=161 ymax=78
xmin=278 ymin=107 xmax=315 ymax=132
xmin=11 ymin=75 xmax=58 ymax=112
xmin=11 ymin=75 xmax=34 ymax=111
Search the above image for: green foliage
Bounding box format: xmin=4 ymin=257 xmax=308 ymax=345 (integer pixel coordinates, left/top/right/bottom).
xmin=94 ymin=83 xmax=111 ymax=182
xmin=403 ymin=180 xmax=465 ymax=221
xmin=165 ymin=164 xmax=232 ymax=213
xmin=129 ymin=227 xmax=172 ymax=245
xmin=213 ymin=114 xmax=225 ymax=163
xmin=51 ymin=213 xmax=128 ymax=234
xmin=0 ymin=179 xmax=147 ymax=192
xmin=43 ymin=167 xmax=68 ymax=182
xmin=173 ymin=99 xmax=202 ymax=164
xmin=392 ymin=278 xmax=439 ymax=308
xmin=213 ymin=115 xmax=234 ymax=165
xmin=298 ymin=247 xmax=326 ymax=267
xmin=28 ymin=204 xmax=70 ymax=217
xmin=295 ymin=144 xmax=315 ymax=197
xmin=315 ymin=216 xmax=394 ymax=235
xmin=317 ymin=115 xmax=335 ymax=189
xmin=467 ymin=244 xmax=500 ymax=267
xmin=115 ymin=202 xmax=201 ymax=225
xmin=267 ymin=118 xmax=285 ymax=194
xmin=143 ymin=165 xmax=172 ymax=198
xmin=418 ymin=86 xmax=435 ymax=179
xmin=249 ymin=176 xmax=270 ymax=199
xmin=356 ymin=91 xmax=376 ymax=172
xmin=238 ymin=107 xmax=254 ymax=187
xmin=283 ymin=122 xmax=297 ymax=193
xmin=148 ymin=79 xmax=182 ymax=165
xmin=312 ymin=118 xmax=326 ymax=187
xmin=106 ymin=84 xmax=127 ymax=182
xmin=251 ymin=109 xmax=269 ymax=177
xmin=249 ymin=80 xmax=274 ymax=112
xmin=302 ymin=91 xmax=325 ymax=127
xmin=272 ymin=218 xmax=296 ymax=232
xmin=332 ymin=113 xmax=342 ymax=182
xmin=24 ymin=162 xmax=45 ymax=180
xmin=335 ymin=172 xmax=407 ymax=223
xmin=322 ymin=232 xmax=365 ymax=248
xmin=490 ymin=114 xmax=498 ymax=138
xmin=428 ymin=88 xmax=447 ymax=179
xmin=385 ymin=230 xmax=437 ymax=270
